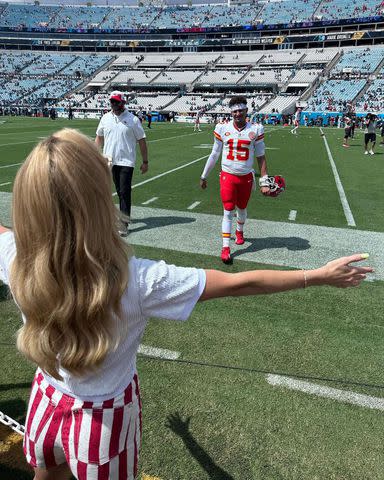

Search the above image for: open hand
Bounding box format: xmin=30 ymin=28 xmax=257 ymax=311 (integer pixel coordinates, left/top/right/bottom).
xmin=321 ymin=254 xmax=373 ymax=288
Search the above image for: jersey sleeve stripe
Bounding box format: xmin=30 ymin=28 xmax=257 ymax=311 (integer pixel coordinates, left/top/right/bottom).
xmin=214 ymin=131 xmax=222 ymax=141
xmin=256 ymin=134 xmax=264 ymax=141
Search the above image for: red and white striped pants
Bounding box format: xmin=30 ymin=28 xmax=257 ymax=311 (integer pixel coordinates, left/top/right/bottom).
xmin=23 ymin=370 xmax=142 ymax=480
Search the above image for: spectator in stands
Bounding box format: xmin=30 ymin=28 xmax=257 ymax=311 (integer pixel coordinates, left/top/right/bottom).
xmin=95 ymin=91 xmax=148 ymax=236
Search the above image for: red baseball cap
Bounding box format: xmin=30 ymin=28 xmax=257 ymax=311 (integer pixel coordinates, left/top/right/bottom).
xmin=109 ymin=91 xmax=126 ymax=102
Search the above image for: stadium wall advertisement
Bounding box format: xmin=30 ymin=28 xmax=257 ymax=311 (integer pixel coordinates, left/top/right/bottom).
xmin=2 ymin=28 xmax=384 ymax=51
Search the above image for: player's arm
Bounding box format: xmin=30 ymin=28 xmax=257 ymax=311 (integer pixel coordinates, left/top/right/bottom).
xmin=138 ymin=138 xmax=148 ymax=174
xmin=95 ymin=135 xmax=104 ymax=149
xmin=199 ymin=254 xmax=372 ymax=301
xmin=200 ymin=136 xmax=223 ymax=189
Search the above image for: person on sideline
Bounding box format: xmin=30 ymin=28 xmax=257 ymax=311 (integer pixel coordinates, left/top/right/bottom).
xmin=290 ymin=107 xmax=301 ymax=135
xmin=342 ymin=115 xmax=352 ymax=148
xmin=193 ymin=109 xmax=202 ymax=132
xmin=200 ymin=95 xmax=270 ymax=264
xmin=95 ymin=91 xmax=148 ymax=236
xmin=364 ymin=113 xmax=378 ymax=155
xmin=0 ymin=129 xmax=372 ymax=480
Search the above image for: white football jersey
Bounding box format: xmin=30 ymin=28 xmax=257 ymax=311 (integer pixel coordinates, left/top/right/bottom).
xmin=214 ymin=121 xmax=265 ymax=175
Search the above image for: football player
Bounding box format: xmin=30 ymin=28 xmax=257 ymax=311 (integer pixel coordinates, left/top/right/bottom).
xmin=290 ymin=107 xmax=301 ymax=135
xmin=200 ymin=95 xmax=270 ymax=264
xmin=342 ymin=115 xmax=352 ymax=148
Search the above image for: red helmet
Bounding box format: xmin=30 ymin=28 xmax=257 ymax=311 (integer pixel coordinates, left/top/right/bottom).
xmin=267 ymin=175 xmax=286 ymax=197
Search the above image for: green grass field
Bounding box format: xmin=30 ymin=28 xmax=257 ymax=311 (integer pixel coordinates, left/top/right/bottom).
xmin=1 ymin=117 xmax=384 ymax=480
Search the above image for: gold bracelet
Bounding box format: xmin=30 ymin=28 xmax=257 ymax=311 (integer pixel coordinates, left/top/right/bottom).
xmin=303 ymin=270 xmax=308 ymax=289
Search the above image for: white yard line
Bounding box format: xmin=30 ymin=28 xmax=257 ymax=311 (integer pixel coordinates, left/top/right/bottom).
xmin=142 ymin=197 xmax=158 ymax=205
xmin=0 ymin=182 xmax=11 ymax=187
xmin=267 ymin=374 xmax=384 ymax=411
xmin=0 ymin=162 xmax=22 ymax=170
xmin=320 ymin=128 xmax=356 ymax=227
xmin=0 ymin=140 xmax=37 ymax=148
xmin=288 ymin=210 xmax=297 ymax=221
xmin=113 ymin=154 xmax=209 ymax=196
xmin=138 ymin=344 xmax=180 ymax=360
xmin=187 ymin=201 xmax=201 ymax=210
xmin=147 ymin=131 xmax=203 ymax=144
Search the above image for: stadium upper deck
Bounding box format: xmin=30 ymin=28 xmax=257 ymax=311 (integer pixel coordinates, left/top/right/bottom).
xmin=0 ymin=0 xmax=382 ymax=32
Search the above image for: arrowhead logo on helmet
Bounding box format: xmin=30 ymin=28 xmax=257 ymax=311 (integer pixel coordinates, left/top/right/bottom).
xmin=267 ymin=175 xmax=285 ymax=197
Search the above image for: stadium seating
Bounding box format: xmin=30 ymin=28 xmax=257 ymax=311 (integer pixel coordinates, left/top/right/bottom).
xmin=98 ymin=6 xmax=157 ymax=30
xmin=60 ymin=55 xmax=112 ymax=77
xmin=257 ymin=0 xmax=319 ymax=25
xmin=25 ymin=79 xmax=82 ymax=105
xmin=0 ymin=4 xmax=60 ymax=28
xmin=332 ymin=47 xmax=384 ymax=74
xmin=196 ymin=69 xmax=249 ymax=86
xmin=259 ymin=95 xmax=300 ymax=113
xmin=355 ymin=79 xmax=384 ymax=112
xmin=0 ymin=77 xmax=45 ymax=103
xmin=289 ymin=69 xmax=322 ymax=84
xmin=313 ymin=0 xmax=382 ymax=21
xmin=0 ymin=52 xmax=36 ymax=74
xmin=307 ymin=79 xmax=366 ymax=111
xmin=21 ymin=53 xmax=77 ymax=75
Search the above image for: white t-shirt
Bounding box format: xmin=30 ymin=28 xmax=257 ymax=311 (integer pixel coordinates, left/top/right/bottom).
xmin=213 ymin=121 xmax=265 ymax=176
xmin=0 ymin=232 xmax=206 ymax=402
xmin=96 ymin=109 xmax=146 ymax=167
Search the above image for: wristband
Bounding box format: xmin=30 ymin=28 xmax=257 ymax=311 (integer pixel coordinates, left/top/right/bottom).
xmin=200 ymin=176 xmax=207 ymax=181
xmin=302 ymin=270 xmax=308 ymax=289
xmin=259 ymin=175 xmax=269 ymax=187
xmin=142 ymin=160 xmax=148 ymax=164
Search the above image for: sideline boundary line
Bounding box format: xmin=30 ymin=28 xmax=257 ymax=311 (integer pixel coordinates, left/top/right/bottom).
xmin=267 ymin=374 xmax=384 ymax=411
xmin=112 ymin=154 xmax=209 ymax=195
xmin=320 ymin=127 xmax=356 ymax=227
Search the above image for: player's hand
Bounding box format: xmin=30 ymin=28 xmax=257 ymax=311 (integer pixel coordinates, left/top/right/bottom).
xmin=316 ymin=254 xmax=373 ymax=288
xmin=140 ymin=162 xmax=148 ymax=174
xmin=260 ymin=186 xmax=270 ymax=196
xmin=200 ymin=179 xmax=207 ymax=189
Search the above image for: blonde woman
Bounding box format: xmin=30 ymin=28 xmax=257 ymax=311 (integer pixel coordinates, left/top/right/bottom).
xmin=0 ymin=129 xmax=372 ymax=480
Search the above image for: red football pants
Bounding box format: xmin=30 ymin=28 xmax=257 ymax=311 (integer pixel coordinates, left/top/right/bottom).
xmin=220 ymin=171 xmax=253 ymax=211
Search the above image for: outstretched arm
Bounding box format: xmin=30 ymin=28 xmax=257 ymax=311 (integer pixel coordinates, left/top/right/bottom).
xmin=199 ymin=254 xmax=372 ymax=301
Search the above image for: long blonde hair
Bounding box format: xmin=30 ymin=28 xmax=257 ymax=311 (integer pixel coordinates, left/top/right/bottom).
xmin=10 ymin=129 xmax=129 ymax=379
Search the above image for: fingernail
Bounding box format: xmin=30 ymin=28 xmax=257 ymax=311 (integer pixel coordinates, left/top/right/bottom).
xmin=361 ymin=253 xmax=369 ymax=259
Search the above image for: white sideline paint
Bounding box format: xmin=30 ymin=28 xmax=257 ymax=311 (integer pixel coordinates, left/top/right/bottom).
xmin=138 ymin=344 xmax=180 ymax=360
xmin=147 ymin=131 xmax=203 ymax=144
xmin=0 ymin=140 xmax=37 ymax=148
xmin=267 ymin=374 xmax=384 ymax=411
xmin=112 ymin=154 xmax=209 ymax=196
xmin=142 ymin=197 xmax=158 ymax=205
xmin=288 ymin=210 xmax=297 ymax=221
xmin=320 ymin=128 xmax=356 ymax=227
xmin=187 ymin=201 xmax=200 ymax=210
xmin=0 ymin=182 xmax=11 ymax=187
xmin=0 ymin=162 xmax=22 ymax=170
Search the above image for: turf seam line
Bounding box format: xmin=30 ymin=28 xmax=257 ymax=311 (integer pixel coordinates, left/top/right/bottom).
xmin=137 ymin=354 xmax=384 ymax=391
